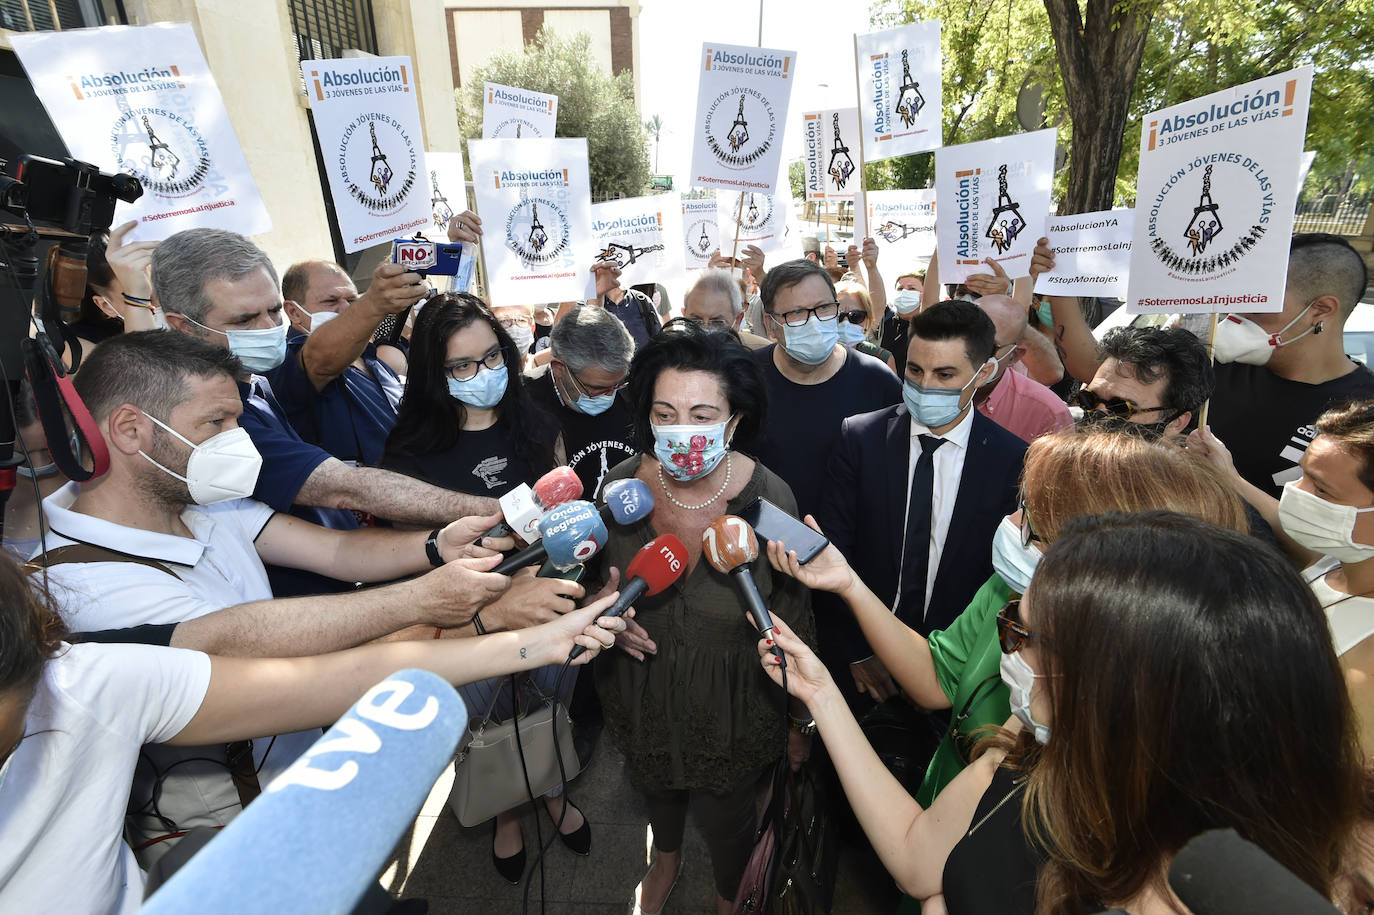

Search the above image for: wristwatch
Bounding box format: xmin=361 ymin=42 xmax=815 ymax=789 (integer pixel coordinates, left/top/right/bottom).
xmin=789 ymin=714 xmax=817 ymax=737
xmin=424 ymin=528 xmax=445 ymax=567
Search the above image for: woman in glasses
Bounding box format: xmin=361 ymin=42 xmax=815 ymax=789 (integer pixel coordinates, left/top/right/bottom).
xmin=759 ymin=511 xmax=1363 ymax=914
xmin=834 ymin=277 xmax=898 ymax=373
xmin=767 ymin=431 xmax=1247 ymax=812
xmin=380 ymin=293 xmax=589 ymax=881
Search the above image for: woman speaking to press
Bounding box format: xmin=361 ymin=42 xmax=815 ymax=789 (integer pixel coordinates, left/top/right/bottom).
xmin=757 ymin=512 xmax=1363 ymax=914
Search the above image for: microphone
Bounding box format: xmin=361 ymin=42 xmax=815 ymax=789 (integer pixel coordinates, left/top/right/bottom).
xmin=494 ymin=500 xmax=607 ymax=575
xmin=702 ymin=515 xmax=784 ymax=665
xmin=494 ymin=467 xmax=584 ymax=543
xmin=142 ymin=669 xmax=466 ymax=915
xmin=495 ymin=478 xmax=656 ymax=576
xmin=598 ymin=477 xmax=654 ymax=527
xmin=1167 ymin=828 xmax=1341 ymax=915
xmin=568 ymin=533 xmax=687 ymax=660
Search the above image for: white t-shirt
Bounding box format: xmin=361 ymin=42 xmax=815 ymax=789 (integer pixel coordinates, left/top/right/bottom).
xmin=0 ymin=642 xmax=210 ymax=915
xmin=1306 ymin=556 xmax=1374 ymax=656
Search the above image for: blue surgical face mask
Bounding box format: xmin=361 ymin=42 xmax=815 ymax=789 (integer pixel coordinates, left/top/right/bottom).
xmin=1035 ymin=299 xmax=1054 ymax=328
xmin=653 ymin=418 xmax=732 ymax=482
xmin=780 ymin=314 xmax=839 ymax=365
xmin=575 ymin=391 xmax=617 ymax=416
xmin=893 ymin=290 xmax=922 ymax=316
xmin=838 ymin=320 xmax=867 ymax=348
xmin=446 ymin=365 xmax=509 ymax=408
xmin=902 ymin=361 xmax=992 ymax=427
xmin=186 ymin=312 xmax=289 ymax=373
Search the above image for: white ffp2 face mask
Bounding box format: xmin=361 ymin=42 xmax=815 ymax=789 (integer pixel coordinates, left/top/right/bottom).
xmin=139 ymin=414 xmax=263 ymax=504
xmin=1212 ymin=303 xmax=1317 ymax=365
xmin=1278 ymin=481 xmax=1374 ymax=564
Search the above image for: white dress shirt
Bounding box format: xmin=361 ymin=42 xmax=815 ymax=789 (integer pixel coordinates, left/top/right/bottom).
xmin=894 ymin=405 xmax=975 ymax=617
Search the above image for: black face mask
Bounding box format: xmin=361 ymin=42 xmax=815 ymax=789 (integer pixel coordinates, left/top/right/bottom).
xmin=1074 ymin=410 xmax=1180 ymax=441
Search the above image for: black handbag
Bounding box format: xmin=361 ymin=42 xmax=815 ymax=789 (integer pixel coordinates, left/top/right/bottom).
xmin=734 ymin=756 xmax=838 ymax=914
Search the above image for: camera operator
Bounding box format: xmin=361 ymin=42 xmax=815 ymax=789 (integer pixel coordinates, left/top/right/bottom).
xmin=28 ymin=331 xmax=520 ymax=862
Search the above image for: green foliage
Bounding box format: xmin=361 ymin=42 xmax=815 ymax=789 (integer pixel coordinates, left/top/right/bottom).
xmin=456 ymin=28 xmax=651 ymax=199
xmin=872 ymin=0 xmax=1374 ymax=205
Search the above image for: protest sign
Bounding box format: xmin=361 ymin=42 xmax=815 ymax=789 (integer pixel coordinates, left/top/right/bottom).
xmin=855 ymin=21 xmax=942 ymax=162
xmin=681 ymin=196 xmax=720 ymax=271
xmin=718 ymin=190 xmax=791 ymax=257
xmin=802 ymin=108 xmax=862 ymax=200
xmin=934 ymin=128 xmax=1056 ymax=284
xmin=866 ymin=189 xmax=937 ymax=271
xmin=590 ymin=194 xmax=685 ymax=286
xmin=689 ymin=42 xmax=797 ymax=195
xmin=11 ymin=23 xmax=272 ymax=241
xmin=468 ymin=138 xmax=594 ymax=307
xmin=424 ymin=152 xmax=466 ymax=235
xmin=1127 ymin=66 xmax=1312 ymax=314
xmin=1034 ymin=209 xmax=1134 ymax=298
xmin=305 ymin=56 xmax=431 ymax=253
xmin=482 ymin=83 xmax=558 ymax=139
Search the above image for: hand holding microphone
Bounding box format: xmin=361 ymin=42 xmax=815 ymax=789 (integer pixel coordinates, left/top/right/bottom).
xmin=492 ymin=466 xmax=584 ymax=543
xmin=702 ymin=515 xmax=784 ymax=666
xmin=493 ymin=478 xmax=654 ymax=576
xmin=568 ymin=533 xmax=686 ymax=660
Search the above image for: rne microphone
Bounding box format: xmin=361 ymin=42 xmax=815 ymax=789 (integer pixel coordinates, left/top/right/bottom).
xmin=142 ymin=669 xmax=466 ymax=915
xmin=568 ymin=533 xmax=687 ymax=660
xmin=702 ymin=515 xmax=784 ymax=666
xmin=1167 ymin=828 xmax=1341 ymax=915
xmin=494 ymin=467 xmax=584 ymax=543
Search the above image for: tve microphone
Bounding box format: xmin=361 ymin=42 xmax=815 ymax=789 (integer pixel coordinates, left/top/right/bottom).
xmin=568 ymin=533 xmax=687 ymax=660
xmin=142 ymin=669 xmax=466 ymax=915
xmin=1167 ymin=828 xmax=1341 ymax=915
xmin=495 ymin=499 xmax=606 ymax=575
xmin=495 ymin=467 xmax=584 ymax=543
xmin=599 ymin=478 xmax=654 ymax=527
xmin=702 ymin=515 xmax=784 ymax=666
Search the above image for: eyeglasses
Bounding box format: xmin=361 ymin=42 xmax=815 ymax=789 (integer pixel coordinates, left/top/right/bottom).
xmin=1074 ymin=388 xmax=1173 ymax=420
xmin=498 ymin=315 xmax=532 ymax=328
xmin=1015 ymin=493 xmax=1041 ymax=547
xmin=683 ymin=315 xmax=734 ymax=331
xmin=837 ymin=309 xmax=868 ymax=326
xmin=556 ymin=360 xmax=629 ymax=398
xmin=769 ymin=300 xmax=840 ymax=328
xmin=996 ymin=599 xmax=1034 ymax=653
xmin=445 ymin=346 xmax=507 ymax=381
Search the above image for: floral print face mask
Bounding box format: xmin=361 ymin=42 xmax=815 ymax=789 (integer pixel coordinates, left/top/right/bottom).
xmin=651 ymin=417 xmax=733 ymax=482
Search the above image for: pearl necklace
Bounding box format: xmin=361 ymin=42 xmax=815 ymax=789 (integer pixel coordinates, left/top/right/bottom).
xmin=658 ymin=454 xmax=732 ymax=510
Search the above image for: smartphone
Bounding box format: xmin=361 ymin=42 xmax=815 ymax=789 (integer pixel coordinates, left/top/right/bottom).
xmin=538 ymin=559 xmax=586 ymax=583
xmin=737 ymin=498 xmax=829 ymax=565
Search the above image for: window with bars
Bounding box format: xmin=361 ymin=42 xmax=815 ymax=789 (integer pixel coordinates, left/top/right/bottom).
xmin=287 ymin=0 xmax=378 ymax=63
xmin=0 ymin=0 xmax=117 ymax=32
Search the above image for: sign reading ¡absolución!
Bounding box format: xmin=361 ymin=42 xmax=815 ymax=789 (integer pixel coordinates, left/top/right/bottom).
xmin=855 ymin=20 xmax=942 ymax=162
xmin=682 ymin=196 xmax=720 ymax=271
xmin=934 ymin=128 xmax=1057 ymax=283
xmin=482 ymin=82 xmax=558 ymax=139
xmin=1035 ymin=209 xmax=1135 ymax=299
xmin=305 ymin=56 xmax=432 ymax=253
xmin=589 ymin=194 xmax=685 ymax=286
xmin=802 ymin=108 xmax=862 ymax=200
xmin=467 ymin=138 xmax=594 ymax=307
xmin=11 ymin=22 xmax=272 ymax=241
xmin=866 ymin=189 xmax=937 ymax=270
xmin=689 ymin=42 xmax=798 ymax=195
xmin=1127 ymin=66 xmax=1313 ymax=314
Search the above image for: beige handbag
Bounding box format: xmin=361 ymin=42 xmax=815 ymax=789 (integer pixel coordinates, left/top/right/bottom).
xmin=448 ymin=677 xmax=582 ymax=827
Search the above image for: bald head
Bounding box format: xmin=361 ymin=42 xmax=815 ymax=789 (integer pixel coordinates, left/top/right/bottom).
xmin=977 ymin=294 xmax=1028 ymax=347
xmin=281 ymin=260 xmax=358 ymax=335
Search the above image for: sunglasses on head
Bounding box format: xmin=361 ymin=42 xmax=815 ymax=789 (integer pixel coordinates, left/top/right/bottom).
xmin=1074 ymin=388 xmax=1173 ymax=420
xmin=996 ymin=599 xmax=1034 ymax=653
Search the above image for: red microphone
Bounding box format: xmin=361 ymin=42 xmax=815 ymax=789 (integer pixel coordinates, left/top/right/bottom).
xmin=532 ymin=466 xmax=582 ymax=510
xmin=702 ymin=516 xmax=783 ymax=665
xmin=568 ymin=534 xmax=687 ymax=659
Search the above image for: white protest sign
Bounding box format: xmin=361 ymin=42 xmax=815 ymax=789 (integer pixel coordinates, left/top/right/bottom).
xmin=1298 ymin=150 xmax=1316 ymax=196
xmin=590 ymin=194 xmax=685 ymax=286
xmin=866 ymin=189 xmax=937 ymax=272
xmin=856 ymin=21 xmax=942 ymax=162
xmin=802 ymin=108 xmax=862 ymax=200
xmin=689 ymin=42 xmax=797 ymax=195
xmin=681 ymin=196 xmax=720 ymax=271
xmin=305 ymin=56 xmax=431 ymax=253
xmin=482 ymin=83 xmax=558 ymax=139
xmin=1128 ymin=66 xmax=1312 ymax=314
xmin=468 ymin=138 xmax=594 ymax=307
xmin=719 ymin=190 xmax=791 ymax=257
xmin=1034 ymin=209 xmax=1134 ymax=298
xmin=424 ymin=151 xmax=465 ymax=235
xmin=11 ymin=23 xmax=271 ymax=241
xmin=935 ymin=128 xmax=1056 ymax=284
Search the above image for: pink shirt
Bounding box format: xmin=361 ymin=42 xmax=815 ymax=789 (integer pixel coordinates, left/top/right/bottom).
xmin=976 ymin=366 xmax=1074 ymax=443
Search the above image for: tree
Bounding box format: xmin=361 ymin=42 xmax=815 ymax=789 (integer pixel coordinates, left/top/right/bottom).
xmin=644 ymin=114 xmax=664 ymax=173
xmin=456 ymin=28 xmax=650 ymax=200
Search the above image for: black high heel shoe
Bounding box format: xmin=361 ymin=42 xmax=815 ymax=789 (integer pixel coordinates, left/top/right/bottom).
xmin=548 ymin=799 xmax=591 ymax=856
xmin=491 ymin=822 xmax=526 ymax=884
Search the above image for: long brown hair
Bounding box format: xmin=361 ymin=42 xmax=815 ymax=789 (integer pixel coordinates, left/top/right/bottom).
xmin=1022 ymin=512 xmax=1363 ymax=913
xmin=2 ymin=555 xmax=67 ymax=696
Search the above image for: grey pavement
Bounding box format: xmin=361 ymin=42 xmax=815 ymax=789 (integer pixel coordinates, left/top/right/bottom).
xmin=382 ymin=735 xmax=901 ymax=914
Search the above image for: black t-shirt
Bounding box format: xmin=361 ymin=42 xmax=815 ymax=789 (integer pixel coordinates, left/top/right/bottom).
xmin=381 ymin=424 xmax=539 ymax=498
xmin=879 ymin=308 xmax=909 ymax=362
xmin=749 ymin=344 xmax=903 ymax=519
xmin=1210 ymin=360 xmax=1374 ymax=498
xmin=524 ymin=369 xmax=638 ymax=500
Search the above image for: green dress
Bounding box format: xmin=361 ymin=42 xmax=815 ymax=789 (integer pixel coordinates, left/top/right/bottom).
xmin=593 ymin=455 xmax=816 ymax=793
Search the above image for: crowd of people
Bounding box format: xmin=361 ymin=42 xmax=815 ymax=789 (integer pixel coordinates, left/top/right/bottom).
xmin=3 ymin=202 xmax=1374 ymax=915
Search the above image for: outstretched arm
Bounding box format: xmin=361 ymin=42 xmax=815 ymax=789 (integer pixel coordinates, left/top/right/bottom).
xmin=1030 ymin=238 xmax=1101 ymax=384
xmin=296 ymin=458 xmax=499 ymax=524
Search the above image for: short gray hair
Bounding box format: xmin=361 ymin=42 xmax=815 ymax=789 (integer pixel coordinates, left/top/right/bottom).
xmin=551 ymin=304 xmax=635 ymax=374
xmin=685 ymin=268 xmax=744 ymax=317
xmin=151 ymin=228 xmax=279 ymax=323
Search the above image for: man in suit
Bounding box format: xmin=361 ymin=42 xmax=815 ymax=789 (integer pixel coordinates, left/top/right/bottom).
xmin=820 ymin=300 xmax=1028 ymax=702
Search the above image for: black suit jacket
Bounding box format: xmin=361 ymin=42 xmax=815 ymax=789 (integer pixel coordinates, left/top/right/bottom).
xmin=818 ymin=404 xmax=1026 ymax=662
